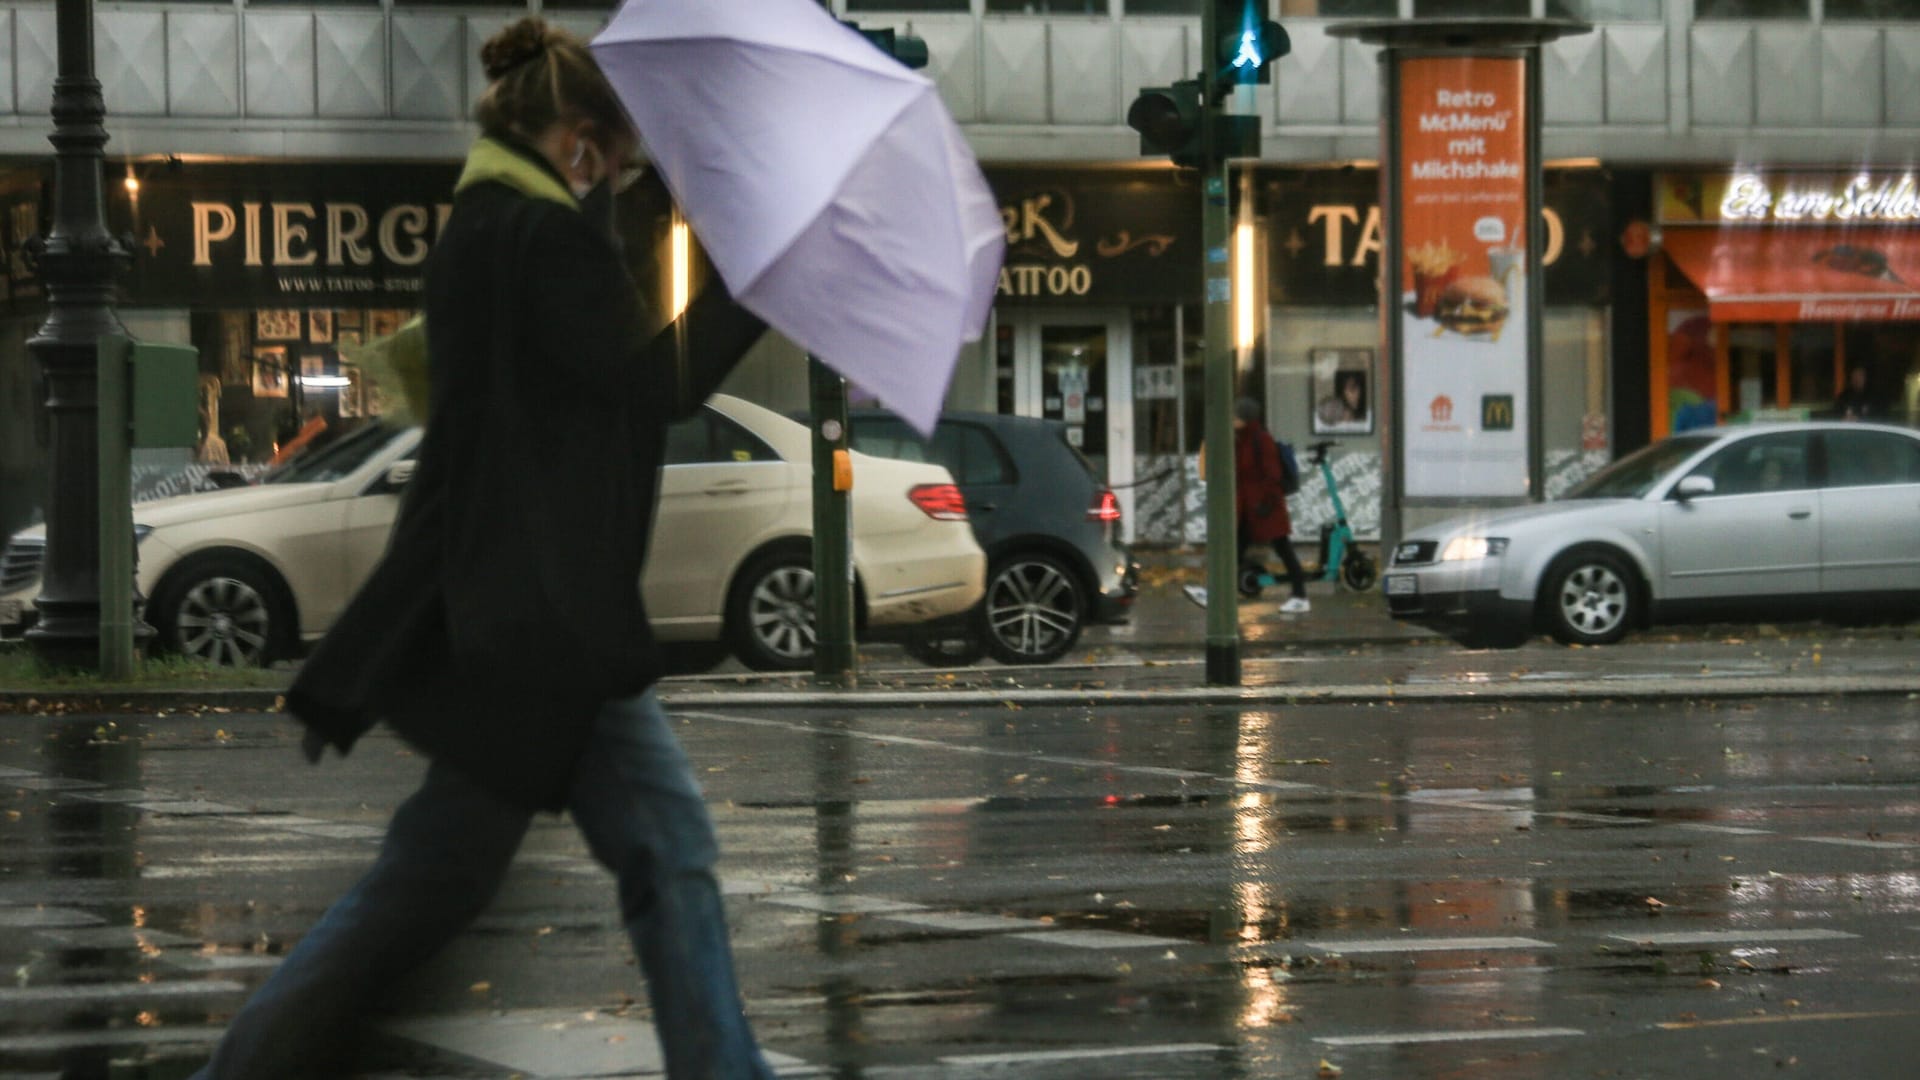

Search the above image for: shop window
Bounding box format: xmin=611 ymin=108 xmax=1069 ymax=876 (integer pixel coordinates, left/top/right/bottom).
xmin=847 ymin=0 xmax=971 ymax=9
xmin=1824 ymin=0 xmax=1920 ymax=18
xmin=1132 ymin=306 xmax=1184 ymax=457
xmin=1415 ymin=0 xmax=1531 ymax=16
xmin=1545 ymin=0 xmax=1664 ymax=19
xmin=1694 ymin=0 xmax=1811 ymax=18
xmin=1825 ymin=430 xmax=1920 ymax=489
xmin=1277 ymin=0 xmax=1398 ymax=14
xmin=983 ymin=0 xmax=1111 ymax=12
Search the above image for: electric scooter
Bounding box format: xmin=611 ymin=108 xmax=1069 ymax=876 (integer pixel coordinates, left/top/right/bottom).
xmin=1183 ymin=440 xmax=1377 ymax=609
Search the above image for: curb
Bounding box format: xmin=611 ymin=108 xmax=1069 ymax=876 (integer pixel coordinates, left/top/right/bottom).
xmin=659 ymin=674 xmax=1920 ymax=709
xmin=2 ymin=676 xmax=1913 ymax=716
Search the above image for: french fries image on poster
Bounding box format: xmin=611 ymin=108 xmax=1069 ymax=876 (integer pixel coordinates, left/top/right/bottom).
xmin=1397 ymin=55 xmax=1530 ymax=499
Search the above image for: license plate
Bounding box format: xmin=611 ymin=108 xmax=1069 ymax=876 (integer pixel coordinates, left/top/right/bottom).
xmin=0 ymin=598 xmax=20 ymax=627
xmin=1385 ymin=574 xmax=1418 ymax=596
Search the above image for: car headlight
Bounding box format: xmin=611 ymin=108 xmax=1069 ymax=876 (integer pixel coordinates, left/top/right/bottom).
xmin=1440 ymin=536 xmax=1508 ymax=561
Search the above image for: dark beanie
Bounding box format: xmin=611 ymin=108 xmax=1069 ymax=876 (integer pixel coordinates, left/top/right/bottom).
xmin=1234 ymin=396 xmax=1261 ymax=422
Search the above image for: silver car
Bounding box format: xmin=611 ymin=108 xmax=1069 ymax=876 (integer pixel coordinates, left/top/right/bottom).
xmin=1383 ymin=422 xmax=1920 ymax=648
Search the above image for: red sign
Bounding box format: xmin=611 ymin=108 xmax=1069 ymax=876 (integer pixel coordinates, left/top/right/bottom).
xmin=1396 ymin=55 xmax=1531 ymax=498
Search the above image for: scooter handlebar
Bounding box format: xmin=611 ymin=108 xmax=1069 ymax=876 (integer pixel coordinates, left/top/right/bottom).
xmin=1307 ymin=440 xmax=1337 ymax=465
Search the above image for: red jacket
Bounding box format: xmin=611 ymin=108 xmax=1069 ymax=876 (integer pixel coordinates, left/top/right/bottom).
xmin=1235 ymin=422 xmax=1292 ymax=543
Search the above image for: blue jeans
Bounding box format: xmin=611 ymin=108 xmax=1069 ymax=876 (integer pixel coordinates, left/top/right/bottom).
xmin=195 ymin=690 xmax=775 ymax=1080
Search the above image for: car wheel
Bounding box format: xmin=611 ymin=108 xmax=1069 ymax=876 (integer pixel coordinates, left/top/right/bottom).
xmin=1237 ymin=565 xmax=1267 ymax=599
xmin=726 ymin=549 xmax=817 ymax=671
xmin=978 ymin=553 xmax=1085 ymax=665
xmin=1542 ymin=549 xmax=1636 ymax=646
xmin=902 ymin=626 xmax=987 ymax=667
xmin=147 ymin=555 xmax=291 ymax=668
xmin=1339 ymin=550 xmax=1377 ymax=592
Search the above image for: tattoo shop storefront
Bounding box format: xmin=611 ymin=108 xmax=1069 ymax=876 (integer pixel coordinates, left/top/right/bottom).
xmin=77 ymin=159 xmax=677 ymax=503
xmin=969 ymin=165 xmax=1616 ymax=548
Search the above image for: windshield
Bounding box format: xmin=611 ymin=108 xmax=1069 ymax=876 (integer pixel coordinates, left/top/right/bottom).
xmin=262 ymin=422 xmax=400 ymax=485
xmin=1564 ymin=435 xmax=1716 ymax=500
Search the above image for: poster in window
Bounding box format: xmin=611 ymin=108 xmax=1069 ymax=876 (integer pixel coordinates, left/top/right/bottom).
xmin=367 ymin=309 xmax=403 ymax=340
xmin=251 ymin=346 xmax=288 ymax=398
xmin=256 ymin=309 xmax=301 ymax=341
xmin=1310 ymin=348 xmax=1374 ymax=436
xmin=307 ymin=309 xmax=333 ymax=344
xmin=339 ymin=365 xmax=363 ymax=418
xmin=336 ymin=309 xmax=363 ymax=331
xmin=300 ymin=354 xmax=327 ymax=382
xmin=220 ymin=311 xmax=251 ymax=387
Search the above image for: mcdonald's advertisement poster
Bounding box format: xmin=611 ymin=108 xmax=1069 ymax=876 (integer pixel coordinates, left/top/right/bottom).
xmin=1397 ymin=56 xmax=1531 ymax=498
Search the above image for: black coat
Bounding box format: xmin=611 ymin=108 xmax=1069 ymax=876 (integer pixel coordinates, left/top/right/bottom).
xmin=289 ymin=142 xmax=765 ymax=810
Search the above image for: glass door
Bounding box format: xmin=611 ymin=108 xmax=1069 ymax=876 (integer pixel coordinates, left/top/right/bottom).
xmin=998 ymin=310 xmax=1135 ymax=538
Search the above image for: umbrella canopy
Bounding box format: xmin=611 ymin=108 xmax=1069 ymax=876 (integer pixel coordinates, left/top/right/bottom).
xmin=592 ymin=0 xmax=1003 ymax=435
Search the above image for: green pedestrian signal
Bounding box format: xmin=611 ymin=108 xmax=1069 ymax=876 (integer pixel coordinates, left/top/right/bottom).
xmin=1214 ymin=0 xmax=1289 ymax=86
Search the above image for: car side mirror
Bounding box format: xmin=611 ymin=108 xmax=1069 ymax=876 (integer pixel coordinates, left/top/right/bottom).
xmin=383 ymin=460 xmax=417 ymax=491
xmin=1674 ymin=475 xmax=1715 ymax=501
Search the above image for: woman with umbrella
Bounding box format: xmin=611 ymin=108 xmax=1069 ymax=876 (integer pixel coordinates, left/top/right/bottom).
xmin=194 ymin=18 xmax=776 ymax=1079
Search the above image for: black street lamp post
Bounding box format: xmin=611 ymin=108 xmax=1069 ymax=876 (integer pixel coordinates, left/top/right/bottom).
xmin=26 ymin=0 xmax=131 ymax=669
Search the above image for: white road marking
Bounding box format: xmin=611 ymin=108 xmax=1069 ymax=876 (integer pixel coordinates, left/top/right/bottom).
xmin=764 ymin=892 xmax=926 ymax=915
xmin=1010 ymin=929 xmax=1187 ymax=949
xmin=1296 ymin=936 xmax=1555 ymax=954
xmin=161 ymin=953 xmax=284 ymax=973
xmin=1607 ymin=928 xmax=1858 ymax=947
xmin=938 ymin=1043 xmax=1224 ymax=1066
xmin=0 ymin=765 xmax=37 ymax=778
xmin=0 ymin=907 xmax=106 ymax=929
xmin=34 ymin=925 xmax=198 ymax=949
xmin=8 ymin=776 xmax=103 ymax=791
xmin=130 ymin=800 xmax=251 ymax=815
xmin=882 ymin=911 xmax=1054 ymax=934
xmin=383 ymin=1007 xmax=816 ymax=1077
xmin=1316 ymin=1027 xmax=1583 ymax=1047
xmin=0 ymin=1026 xmax=224 ymax=1052
xmin=1801 ymin=836 xmax=1915 ymax=850
xmin=1675 ymin=823 xmax=1773 ymax=835
xmin=0 ymin=979 xmax=244 ymax=1005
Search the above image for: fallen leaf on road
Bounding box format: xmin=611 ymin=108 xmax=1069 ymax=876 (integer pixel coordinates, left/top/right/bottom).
xmin=1318 ymin=1060 xmax=1343 ymax=1078
xmin=469 ymin=981 xmax=491 ymax=993
xmin=1273 ymin=758 xmax=1333 ymax=766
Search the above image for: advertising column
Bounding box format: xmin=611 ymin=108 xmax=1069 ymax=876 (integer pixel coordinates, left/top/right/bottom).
xmin=1396 ymin=56 xmax=1532 ymax=499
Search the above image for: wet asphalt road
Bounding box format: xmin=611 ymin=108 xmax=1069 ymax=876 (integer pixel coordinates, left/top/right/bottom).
xmin=2 ymin=676 xmax=1919 ymax=1077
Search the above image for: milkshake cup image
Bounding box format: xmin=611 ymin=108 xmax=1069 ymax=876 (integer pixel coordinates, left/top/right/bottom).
xmin=1487 ymin=246 xmax=1523 ymax=285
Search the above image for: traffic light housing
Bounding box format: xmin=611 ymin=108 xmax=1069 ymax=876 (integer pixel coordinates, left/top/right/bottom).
xmin=1127 ymin=80 xmax=1204 ymax=168
xmin=844 ymin=22 xmax=929 ymax=70
xmin=1213 ymin=0 xmax=1289 ymax=86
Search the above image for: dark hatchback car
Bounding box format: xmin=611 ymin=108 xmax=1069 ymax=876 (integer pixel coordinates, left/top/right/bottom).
xmin=846 ymin=410 xmax=1139 ymax=664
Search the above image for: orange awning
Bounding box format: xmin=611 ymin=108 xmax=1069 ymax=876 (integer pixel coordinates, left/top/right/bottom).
xmin=1662 ymin=227 xmax=1920 ymax=322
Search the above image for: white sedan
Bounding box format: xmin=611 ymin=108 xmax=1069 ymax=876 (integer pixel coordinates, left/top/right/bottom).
xmin=1383 ymin=422 xmax=1920 ymax=648
xmin=0 ymin=395 xmax=985 ymax=671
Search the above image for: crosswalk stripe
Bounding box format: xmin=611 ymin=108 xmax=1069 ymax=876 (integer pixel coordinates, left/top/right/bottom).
xmin=1316 ymin=1027 xmax=1583 ymax=1047
xmin=938 ymin=1043 xmax=1224 ymax=1066
xmin=1607 ymin=928 xmax=1857 ymax=946
xmin=0 ymin=979 xmax=244 ymax=1005
xmin=1295 ymin=936 xmax=1555 ymax=954
xmin=1010 ymin=929 xmax=1187 ymax=949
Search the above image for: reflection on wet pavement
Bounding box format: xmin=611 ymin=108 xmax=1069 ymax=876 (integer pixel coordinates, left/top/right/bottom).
xmin=1 ymin=693 xmax=1917 ymax=1077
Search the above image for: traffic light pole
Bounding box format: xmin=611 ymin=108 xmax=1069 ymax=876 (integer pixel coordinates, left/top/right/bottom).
xmin=808 ymin=356 xmax=857 ymax=687
xmin=1199 ymin=4 xmax=1240 ymax=687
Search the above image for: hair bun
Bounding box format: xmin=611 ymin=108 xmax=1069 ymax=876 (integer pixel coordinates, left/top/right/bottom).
xmin=480 ymin=17 xmax=551 ymax=82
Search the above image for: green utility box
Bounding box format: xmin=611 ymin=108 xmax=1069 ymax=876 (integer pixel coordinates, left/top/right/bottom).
xmin=98 ymin=333 xmax=200 ymax=677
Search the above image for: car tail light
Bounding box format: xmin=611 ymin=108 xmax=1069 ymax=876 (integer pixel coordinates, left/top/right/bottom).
xmin=909 ymin=483 xmax=968 ymax=521
xmin=1087 ymin=489 xmax=1122 ymax=523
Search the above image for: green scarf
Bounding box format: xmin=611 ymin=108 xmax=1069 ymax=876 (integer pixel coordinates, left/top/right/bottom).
xmin=344 ymin=138 xmax=579 ymax=424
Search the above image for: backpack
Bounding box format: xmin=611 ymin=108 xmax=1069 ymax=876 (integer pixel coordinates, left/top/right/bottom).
xmin=1277 ymin=438 xmax=1302 ymax=496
